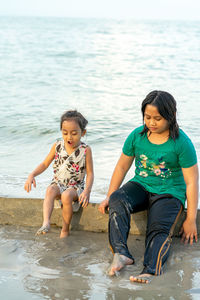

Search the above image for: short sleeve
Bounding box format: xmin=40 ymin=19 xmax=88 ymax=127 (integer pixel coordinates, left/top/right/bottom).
xmin=122 ymin=130 xmax=136 ymax=156
xmin=178 ymin=138 xmax=197 ymax=168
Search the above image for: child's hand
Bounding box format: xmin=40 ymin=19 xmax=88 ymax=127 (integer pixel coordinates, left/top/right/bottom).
xmin=179 ymin=218 xmax=198 ymax=245
xmin=24 ymin=175 xmax=36 ymax=193
xmin=98 ymin=197 xmax=109 ymax=214
xmin=79 ymin=190 xmax=90 ymax=208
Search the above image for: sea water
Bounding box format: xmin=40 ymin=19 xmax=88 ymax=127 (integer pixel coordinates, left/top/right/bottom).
xmin=1 ymin=225 xmax=200 ymax=300
xmin=1 ymin=16 xmax=200 ymax=300
xmin=0 ymin=16 xmax=200 ymax=205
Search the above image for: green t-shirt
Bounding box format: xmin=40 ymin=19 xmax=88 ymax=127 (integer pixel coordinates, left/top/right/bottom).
xmin=122 ymin=125 xmax=197 ymax=206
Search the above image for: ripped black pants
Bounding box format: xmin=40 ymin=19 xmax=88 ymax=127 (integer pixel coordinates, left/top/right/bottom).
xmin=108 ymin=181 xmax=183 ymax=275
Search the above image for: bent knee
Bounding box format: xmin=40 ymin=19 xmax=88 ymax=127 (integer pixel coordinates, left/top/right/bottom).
xmin=61 ymin=189 xmax=77 ymax=205
xmin=46 ymin=184 xmax=59 ymax=196
xmin=109 ymin=189 xmax=126 ymax=210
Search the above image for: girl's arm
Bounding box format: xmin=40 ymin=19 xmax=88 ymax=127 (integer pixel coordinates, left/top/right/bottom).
xmin=24 ymin=143 xmax=56 ymax=193
xmin=180 ymin=163 xmax=199 ymax=244
xmin=79 ymin=146 xmax=94 ymax=207
xmin=98 ymin=153 xmax=134 ymax=214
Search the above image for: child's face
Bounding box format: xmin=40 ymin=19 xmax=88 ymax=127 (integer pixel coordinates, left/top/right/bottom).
xmin=144 ymin=104 xmax=169 ymax=135
xmin=61 ymin=120 xmax=86 ymax=148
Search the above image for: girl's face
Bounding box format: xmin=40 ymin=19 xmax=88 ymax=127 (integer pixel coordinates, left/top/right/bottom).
xmin=144 ymin=104 xmax=169 ymax=135
xmin=61 ymin=120 xmax=86 ymax=148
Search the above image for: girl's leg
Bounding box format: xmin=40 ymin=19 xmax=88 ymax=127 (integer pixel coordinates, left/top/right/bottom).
xmin=36 ymin=184 xmax=60 ymax=235
xmin=108 ymin=182 xmax=149 ymax=275
xmin=143 ymin=196 xmax=183 ymax=275
xmin=130 ymin=195 xmax=182 ymax=283
xmin=60 ymin=188 xmax=78 ymax=238
xmin=42 ymin=184 xmax=60 ymax=228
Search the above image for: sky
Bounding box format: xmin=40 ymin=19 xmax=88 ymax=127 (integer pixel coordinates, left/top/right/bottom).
xmin=0 ymin=0 xmax=200 ymax=20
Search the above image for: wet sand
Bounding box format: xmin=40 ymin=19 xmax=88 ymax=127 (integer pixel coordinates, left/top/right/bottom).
xmin=0 ymin=225 xmax=200 ymax=300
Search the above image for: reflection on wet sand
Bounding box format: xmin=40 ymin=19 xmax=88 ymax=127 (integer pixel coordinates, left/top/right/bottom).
xmin=0 ymin=225 xmax=200 ymax=300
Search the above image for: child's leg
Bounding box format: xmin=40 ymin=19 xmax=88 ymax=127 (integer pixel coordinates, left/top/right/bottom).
xmin=36 ymin=184 xmax=60 ymax=235
xmin=108 ymin=182 xmax=149 ymax=275
xmin=130 ymin=196 xmax=182 ymax=283
xmin=43 ymin=184 xmax=60 ymax=227
xmin=60 ymin=188 xmax=78 ymax=238
xmin=143 ymin=196 xmax=182 ymax=275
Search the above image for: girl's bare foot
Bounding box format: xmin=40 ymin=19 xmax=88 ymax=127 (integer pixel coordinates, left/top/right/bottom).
xmin=108 ymin=253 xmax=134 ymax=276
xmin=130 ymin=273 xmax=152 ymax=284
xmin=35 ymin=224 xmax=50 ymax=236
xmin=60 ymin=230 xmax=69 ymax=238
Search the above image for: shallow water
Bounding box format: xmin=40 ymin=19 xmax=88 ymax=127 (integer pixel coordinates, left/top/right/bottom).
xmin=1 ymin=225 xmax=200 ymax=300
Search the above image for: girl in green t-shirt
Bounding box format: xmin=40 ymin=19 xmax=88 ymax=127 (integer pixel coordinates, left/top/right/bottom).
xmin=99 ymin=90 xmax=198 ymax=284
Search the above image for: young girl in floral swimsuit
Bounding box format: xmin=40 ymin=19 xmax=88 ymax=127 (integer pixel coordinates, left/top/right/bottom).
xmin=24 ymin=110 xmax=94 ymax=238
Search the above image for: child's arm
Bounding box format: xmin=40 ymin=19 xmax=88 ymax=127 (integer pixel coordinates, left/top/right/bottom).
xmin=98 ymin=153 xmax=134 ymax=214
xmin=24 ymin=143 xmax=56 ymax=193
xmin=79 ymin=146 xmax=94 ymax=208
xmin=180 ymin=164 xmax=199 ymax=244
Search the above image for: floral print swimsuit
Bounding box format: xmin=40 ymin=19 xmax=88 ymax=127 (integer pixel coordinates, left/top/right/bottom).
xmin=51 ymin=140 xmax=87 ymax=196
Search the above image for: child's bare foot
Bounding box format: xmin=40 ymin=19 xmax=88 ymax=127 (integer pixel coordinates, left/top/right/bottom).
xmin=107 ymin=253 xmax=134 ymax=276
xmin=130 ymin=273 xmax=152 ymax=284
xmin=35 ymin=224 xmax=50 ymax=236
xmin=60 ymin=230 xmax=69 ymax=238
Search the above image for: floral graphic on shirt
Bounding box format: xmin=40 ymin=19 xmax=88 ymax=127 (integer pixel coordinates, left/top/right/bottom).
xmin=139 ymin=171 xmax=148 ymax=177
xmin=137 ymin=154 xmax=171 ymax=178
xmin=154 ymin=168 xmax=161 ymax=176
xmin=140 ymin=154 xmax=148 ymax=168
xmin=72 ymin=163 xmax=80 ymax=172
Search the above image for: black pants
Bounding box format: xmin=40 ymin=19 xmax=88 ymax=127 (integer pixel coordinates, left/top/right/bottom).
xmin=108 ymin=181 xmax=183 ymax=275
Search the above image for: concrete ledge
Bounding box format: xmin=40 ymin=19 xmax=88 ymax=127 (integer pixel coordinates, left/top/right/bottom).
xmin=0 ymin=197 xmax=200 ymax=236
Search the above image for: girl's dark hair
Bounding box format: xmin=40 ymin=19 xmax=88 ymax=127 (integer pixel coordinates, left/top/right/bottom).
xmin=60 ymin=110 xmax=88 ymax=131
xmin=140 ymin=90 xmax=179 ymax=140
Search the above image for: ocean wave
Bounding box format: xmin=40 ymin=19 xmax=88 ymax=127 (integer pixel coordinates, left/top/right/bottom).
xmin=48 ymin=50 xmax=78 ymax=58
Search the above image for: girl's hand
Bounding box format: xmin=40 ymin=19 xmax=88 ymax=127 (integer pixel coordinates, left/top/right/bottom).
xmin=98 ymin=197 xmax=109 ymax=214
xmin=79 ymin=190 xmax=90 ymax=208
xmin=179 ymin=218 xmax=198 ymax=245
xmin=24 ymin=175 xmax=36 ymax=193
